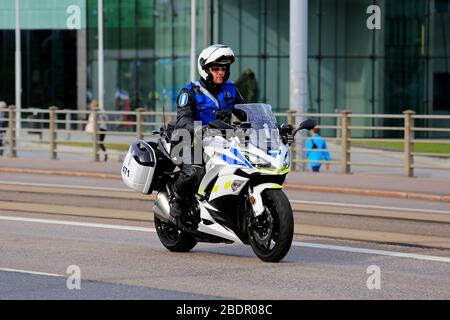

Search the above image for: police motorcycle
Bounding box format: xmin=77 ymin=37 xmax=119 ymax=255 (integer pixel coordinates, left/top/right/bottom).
xmin=121 ymin=103 xmax=316 ymax=262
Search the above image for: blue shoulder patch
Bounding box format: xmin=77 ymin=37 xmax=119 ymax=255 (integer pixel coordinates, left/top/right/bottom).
xmin=178 ymin=92 xmax=189 ymax=107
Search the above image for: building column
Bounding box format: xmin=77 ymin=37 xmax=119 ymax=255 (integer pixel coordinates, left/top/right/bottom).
xmin=290 ymin=0 xmax=308 ymax=171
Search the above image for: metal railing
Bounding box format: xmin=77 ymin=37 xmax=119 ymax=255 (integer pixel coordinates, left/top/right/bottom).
xmin=276 ymin=109 xmax=450 ymax=176
xmin=1 ymin=105 xmax=449 ymax=177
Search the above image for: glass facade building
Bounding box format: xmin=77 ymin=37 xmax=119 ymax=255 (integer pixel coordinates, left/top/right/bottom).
xmin=0 ymin=1 xmax=449 ymax=125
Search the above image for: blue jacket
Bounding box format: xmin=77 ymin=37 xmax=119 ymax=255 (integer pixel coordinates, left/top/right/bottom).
xmin=175 ymin=79 xmax=245 ymax=136
xmin=305 ymin=133 xmax=331 ymax=167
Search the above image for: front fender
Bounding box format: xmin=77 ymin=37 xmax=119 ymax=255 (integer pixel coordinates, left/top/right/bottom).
xmin=250 ymin=183 xmax=283 ymax=216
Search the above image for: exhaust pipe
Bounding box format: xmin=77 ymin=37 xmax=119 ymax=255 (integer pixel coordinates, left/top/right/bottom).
xmin=153 ymin=192 xmax=171 ymax=222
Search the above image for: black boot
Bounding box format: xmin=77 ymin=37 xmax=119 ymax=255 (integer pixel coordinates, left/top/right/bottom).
xmin=169 ymin=197 xmax=185 ymax=220
xmin=169 ymin=194 xmax=187 ymax=227
xmin=169 ymin=195 xmax=198 ymax=230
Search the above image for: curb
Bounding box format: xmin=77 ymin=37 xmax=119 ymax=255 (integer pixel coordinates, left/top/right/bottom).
xmin=284 ymin=184 xmax=450 ymax=203
xmin=1 ymin=167 xmax=449 ymax=203
xmin=0 ymin=167 xmax=119 ymax=180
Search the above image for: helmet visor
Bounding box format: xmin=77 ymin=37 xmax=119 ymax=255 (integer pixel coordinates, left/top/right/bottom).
xmin=210 ymin=55 xmax=235 ymax=66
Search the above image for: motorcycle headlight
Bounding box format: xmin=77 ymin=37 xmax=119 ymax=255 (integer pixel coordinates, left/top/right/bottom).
xmin=241 ymin=151 xmax=276 ymax=170
xmin=254 ymin=158 xmax=274 ymax=169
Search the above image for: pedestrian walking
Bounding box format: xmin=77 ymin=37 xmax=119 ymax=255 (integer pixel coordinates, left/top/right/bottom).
xmin=85 ymin=100 xmax=109 ymax=161
xmin=306 ymin=127 xmax=331 ymax=172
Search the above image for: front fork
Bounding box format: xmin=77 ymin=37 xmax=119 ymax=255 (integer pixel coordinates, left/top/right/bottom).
xmin=249 ymin=190 xmax=265 ymax=217
xmin=246 ymin=183 xmax=282 ymax=230
xmin=247 ymin=183 xmax=282 ymax=216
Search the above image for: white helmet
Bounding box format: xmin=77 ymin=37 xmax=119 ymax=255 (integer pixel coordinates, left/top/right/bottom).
xmin=197 ymin=44 xmax=235 ymax=83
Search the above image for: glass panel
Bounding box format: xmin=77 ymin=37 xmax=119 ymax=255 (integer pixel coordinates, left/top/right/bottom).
xmin=0 ymin=0 xmax=87 ymax=30
xmin=219 ymin=0 xmax=289 ymax=113
xmin=233 ymin=57 xmax=259 ymax=101
xmin=308 ymin=0 xmax=319 ymax=57
xmin=320 ymin=0 xmax=374 ymax=57
xmin=267 ymin=0 xmax=289 ymax=56
xmin=431 ymin=59 xmax=450 ymax=112
xmin=239 ymin=0 xmax=261 ymax=56
xmin=430 ymin=0 xmax=450 ymax=58
xmin=219 ymin=0 xmax=240 ymax=57
xmin=320 ymin=58 xmax=373 ymax=137
xmin=173 ymin=1 xmax=190 ymax=58
xmin=265 ymin=58 xmax=278 ymax=109
xmin=278 ymin=57 xmax=289 ymax=110
xmin=0 ymin=31 xmax=16 ymax=105
xmin=308 ymin=58 xmax=319 ymax=113
xmin=373 ymin=58 xmax=385 ymax=138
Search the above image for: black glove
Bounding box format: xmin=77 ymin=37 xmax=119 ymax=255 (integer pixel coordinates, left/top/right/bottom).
xmin=215 ymin=110 xmax=232 ymax=122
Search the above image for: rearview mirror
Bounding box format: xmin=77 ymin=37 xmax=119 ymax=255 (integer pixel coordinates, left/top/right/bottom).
xmin=298 ymin=119 xmax=317 ymax=130
xmin=293 ymin=119 xmax=317 ymax=136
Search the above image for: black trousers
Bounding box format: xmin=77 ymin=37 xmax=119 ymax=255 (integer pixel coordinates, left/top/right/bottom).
xmin=172 ymin=148 xmax=204 ymax=200
xmin=99 ymin=129 xmax=106 ymax=152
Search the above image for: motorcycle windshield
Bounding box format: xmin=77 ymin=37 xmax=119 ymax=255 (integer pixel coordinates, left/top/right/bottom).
xmin=234 ymin=104 xmax=281 ymax=154
xmin=234 ymin=104 xmax=277 ymax=130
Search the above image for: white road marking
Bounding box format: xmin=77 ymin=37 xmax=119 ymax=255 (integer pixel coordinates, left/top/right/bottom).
xmin=292 ymin=241 xmax=450 ymax=264
xmin=0 ymin=215 xmax=156 ymax=233
xmin=1 ymin=215 xmax=449 ymax=264
xmin=0 ymin=268 xmax=62 ymax=277
xmin=290 ymin=200 xmax=450 ymax=215
xmin=0 ymin=180 xmax=130 ymax=193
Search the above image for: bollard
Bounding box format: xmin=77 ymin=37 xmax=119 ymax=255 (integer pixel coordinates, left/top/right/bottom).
xmin=49 ymin=106 xmax=58 ymax=160
xmin=8 ymin=106 xmax=17 ymax=157
xmin=335 ymin=109 xmax=342 ymax=142
xmin=403 ymin=110 xmax=415 ymax=177
xmin=340 ymin=110 xmax=352 ymax=174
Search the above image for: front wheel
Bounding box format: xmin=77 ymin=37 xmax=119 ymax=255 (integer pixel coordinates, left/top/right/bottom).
xmin=154 ymin=217 xmax=198 ymax=252
xmin=248 ymin=189 xmax=294 ymax=262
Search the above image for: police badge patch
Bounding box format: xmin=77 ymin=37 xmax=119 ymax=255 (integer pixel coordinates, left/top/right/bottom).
xmin=178 ymin=92 xmax=189 ymax=107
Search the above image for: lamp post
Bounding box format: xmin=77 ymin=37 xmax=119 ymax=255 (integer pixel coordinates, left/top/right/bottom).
xmin=98 ymin=0 xmax=104 ymax=110
xmin=290 ymin=0 xmax=308 ymax=171
xmin=15 ymin=0 xmax=22 ymax=136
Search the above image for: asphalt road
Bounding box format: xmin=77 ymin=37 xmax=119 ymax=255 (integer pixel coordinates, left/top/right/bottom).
xmin=0 ymin=212 xmax=449 ymax=300
xmin=1 ymin=173 xmax=449 ymax=299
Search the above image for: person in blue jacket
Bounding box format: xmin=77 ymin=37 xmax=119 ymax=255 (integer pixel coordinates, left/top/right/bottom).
xmin=170 ymin=44 xmax=245 ymax=227
xmin=306 ymin=127 xmax=331 ymax=172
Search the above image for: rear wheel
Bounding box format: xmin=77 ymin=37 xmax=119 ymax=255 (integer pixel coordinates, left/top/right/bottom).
xmin=248 ymin=189 xmax=294 ymax=262
xmin=154 ymin=217 xmax=198 ymax=252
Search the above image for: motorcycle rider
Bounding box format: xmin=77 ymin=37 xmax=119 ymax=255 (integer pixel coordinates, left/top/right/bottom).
xmin=170 ymin=44 xmax=246 ymax=227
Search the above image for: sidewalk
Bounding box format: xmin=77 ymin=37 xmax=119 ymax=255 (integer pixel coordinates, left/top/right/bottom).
xmin=9 ymin=133 xmax=450 ymax=179
xmin=1 ymin=157 xmax=449 ymax=202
